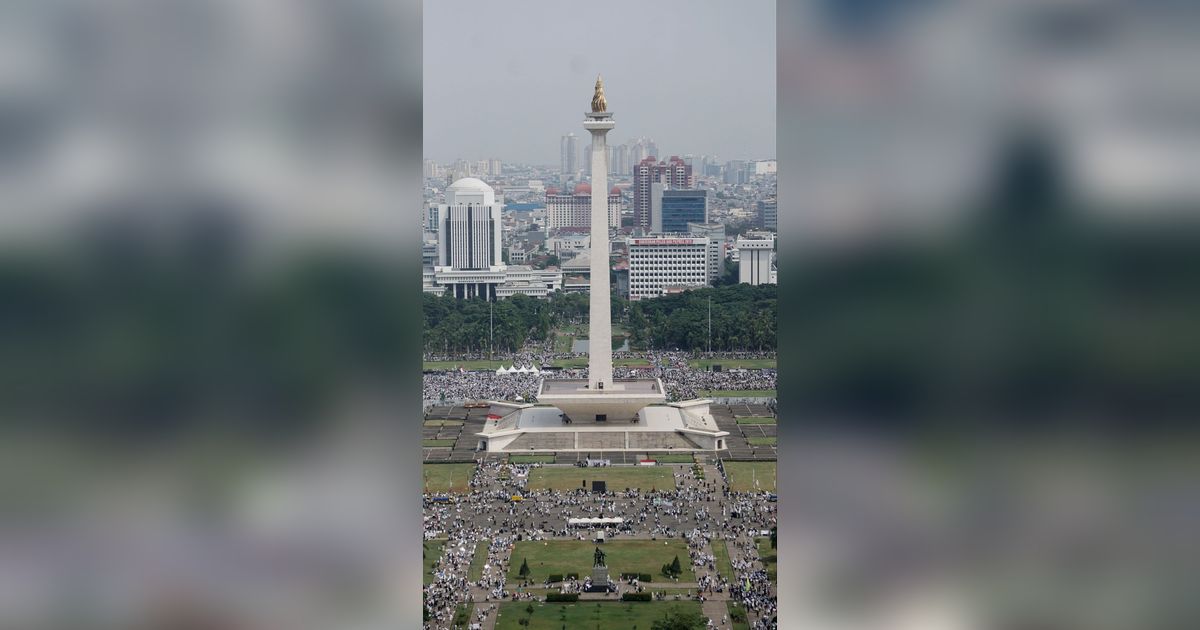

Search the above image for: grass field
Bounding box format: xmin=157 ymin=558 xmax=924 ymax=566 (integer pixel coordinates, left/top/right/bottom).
xmin=688 ymin=358 xmax=777 ymax=370
xmin=645 ymin=454 xmax=696 ymax=463
xmin=527 ymin=465 xmax=677 ymax=491
xmin=723 ymin=461 xmax=776 ymax=493
xmin=424 ymin=360 xmax=507 ymax=371
xmin=423 ymin=419 xmax=463 ymax=427
xmin=728 ymin=602 xmax=751 ymax=630
xmin=422 ymin=439 xmax=456 ymax=448
xmin=423 ymin=463 xmax=475 ymax=493
xmin=700 ymin=389 xmax=777 ymax=398
xmin=711 ymin=539 xmax=734 ymax=581
xmin=747 ymin=436 xmax=777 ymax=446
xmin=423 ymin=539 xmax=444 ymax=585
xmin=468 ymin=539 xmax=489 ymax=581
xmin=756 ymin=537 xmax=777 ymax=583
xmin=509 ymin=454 xmax=556 ymax=464
xmin=735 ymin=417 xmax=776 ymax=425
xmin=495 ymin=601 xmax=705 ymax=630
xmin=508 ymin=539 xmax=695 ymax=582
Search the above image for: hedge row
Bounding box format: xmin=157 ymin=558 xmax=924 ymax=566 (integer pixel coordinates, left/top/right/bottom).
xmin=622 ymin=592 xmax=653 ymax=602
xmin=547 ymin=574 xmax=563 ymax=583
xmin=566 ymin=572 xmax=579 ymax=580
xmin=546 ymin=593 xmax=580 ymax=602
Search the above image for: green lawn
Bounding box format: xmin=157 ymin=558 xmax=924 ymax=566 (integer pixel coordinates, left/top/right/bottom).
xmin=424 ymin=360 xmax=507 ymax=371
xmin=728 ymin=602 xmax=751 ymax=630
xmin=735 ymin=417 xmax=776 ymax=425
xmin=423 ymin=463 xmax=476 ymax=493
xmin=468 ymin=539 xmax=489 ymax=581
xmin=527 ymin=465 xmax=677 ymax=492
xmin=495 ymin=601 xmax=705 ymax=630
xmin=688 ymin=358 xmax=777 ymax=370
xmin=723 ymin=461 xmax=776 ymax=493
xmin=711 ymin=539 xmax=734 ymax=581
xmin=553 ymin=333 xmax=574 ymax=353
xmin=453 ymin=604 xmax=470 ymax=628
xmin=756 ymin=537 xmax=777 ymax=583
xmin=645 ymin=454 xmax=696 ymax=463
xmin=422 ymin=439 xmax=456 ymax=448
xmin=747 ymin=437 xmax=777 ymax=446
xmin=423 ymin=539 xmax=445 ymax=585
xmin=700 ymin=389 xmax=777 ymax=398
xmin=508 ymin=539 xmax=696 ymax=582
xmin=509 ymin=454 xmax=556 ymax=464
xmin=423 ymin=419 xmax=464 ymax=427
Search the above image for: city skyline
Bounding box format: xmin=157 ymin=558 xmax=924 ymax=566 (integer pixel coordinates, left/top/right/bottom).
xmin=423 ymin=0 xmax=775 ymax=165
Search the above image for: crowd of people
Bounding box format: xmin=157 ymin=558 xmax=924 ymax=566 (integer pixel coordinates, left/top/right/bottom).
xmin=422 ymin=460 xmax=778 ymax=629
xmin=423 ymin=348 xmax=776 ymax=406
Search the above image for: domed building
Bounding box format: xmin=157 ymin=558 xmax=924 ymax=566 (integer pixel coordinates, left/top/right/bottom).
xmin=426 ymin=177 xmax=563 ymax=300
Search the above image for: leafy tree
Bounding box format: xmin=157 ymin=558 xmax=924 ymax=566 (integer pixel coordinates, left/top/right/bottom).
xmin=670 ymin=555 xmax=682 ymax=576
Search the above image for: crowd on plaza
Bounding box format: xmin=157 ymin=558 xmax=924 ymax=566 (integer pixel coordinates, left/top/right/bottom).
xmin=422 ymin=460 xmax=778 ymax=629
xmin=422 ymin=348 xmax=776 ymax=405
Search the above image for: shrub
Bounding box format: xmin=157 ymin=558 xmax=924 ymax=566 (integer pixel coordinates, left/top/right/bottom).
xmin=622 ymin=592 xmax=652 ymax=602
xmin=545 ymin=593 xmax=580 ymax=602
xmin=566 ymin=572 xmax=579 ymax=580
xmin=547 ymin=574 xmax=563 ymax=583
xmin=620 ymin=572 xmax=639 ymax=580
xmin=639 ymin=573 xmax=652 ymax=582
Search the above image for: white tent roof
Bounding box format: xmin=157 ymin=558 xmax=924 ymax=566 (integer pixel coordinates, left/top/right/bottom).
xmin=567 ymin=517 xmax=625 ymax=526
xmin=495 ymin=366 xmax=507 ymax=374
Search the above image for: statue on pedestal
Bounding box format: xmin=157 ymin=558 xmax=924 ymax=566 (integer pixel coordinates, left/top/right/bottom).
xmin=591 ymin=75 xmax=607 ymax=113
xmin=593 ymin=546 xmax=607 ymax=567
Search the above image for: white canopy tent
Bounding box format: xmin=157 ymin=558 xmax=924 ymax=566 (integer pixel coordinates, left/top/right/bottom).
xmin=567 ymin=517 xmax=625 ymax=527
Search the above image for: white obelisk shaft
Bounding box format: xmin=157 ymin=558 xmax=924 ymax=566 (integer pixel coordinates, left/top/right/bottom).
xmin=584 ymin=113 xmax=614 ymax=390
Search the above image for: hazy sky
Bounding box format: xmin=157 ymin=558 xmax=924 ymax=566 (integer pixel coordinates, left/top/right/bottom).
xmin=424 ymin=0 xmax=776 ymax=166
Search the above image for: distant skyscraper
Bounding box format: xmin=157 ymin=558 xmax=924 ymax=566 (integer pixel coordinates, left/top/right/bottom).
xmin=633 ymin=156 xmax=693 ymax=231
xmin=757 ymin=198 xmax=777 ymax=231
xmin=584 ymin=143 xmax=592 ymax=173
xmin=560 ymin=133 xmax=579 ymax=177
xmin=656 ymin=189 xmax=708 ymax=234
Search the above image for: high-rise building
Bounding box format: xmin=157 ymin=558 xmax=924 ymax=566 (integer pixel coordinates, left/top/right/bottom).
xmin=655 ymin=189 xmax=708 ymax=234
xmin=737 ymin=235 xmax=776 ymax=285
xmin=633 ymin=156 xmax=693 ymax=230
xmin=560 ymin=133 xmax=579 ymax=177
xmin=584 ymin=143 xmax=592 ymax=173
xmin=757 ymin=198 xmax=777 ymax=231
xmin=423 ymin=160 xmax=440 ymax=178
xmin=436 ymin=177 xmax=504 ymax=299
xmin=489 ymin=158 xmax=503 ymax=176
xmin=544 ymin=183 xmax=621 ymax=233
xmin=687 ymin=222 xmax=726 ymax=283
xmin=724 ymin=160 xmax=747 ymax=185
xmin=627 ymin=236 xmax=711 ymax=301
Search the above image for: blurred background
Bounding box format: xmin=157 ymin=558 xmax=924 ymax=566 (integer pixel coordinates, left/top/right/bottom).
xmin=777 ymin=0 xmax=1200 ymax=628
xmin=1 ymin=0 xmax=1198 ymax=628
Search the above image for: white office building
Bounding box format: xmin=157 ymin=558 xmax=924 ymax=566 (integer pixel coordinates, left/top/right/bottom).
xmin=627 ymin=236 xmax=711 ymax=301
xmin=737 ymin=235 xmax=776 ymax=285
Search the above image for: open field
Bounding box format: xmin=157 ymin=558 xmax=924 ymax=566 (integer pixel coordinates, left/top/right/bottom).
xmin=711 ymin=539 xmax=734 ymax=581
xmin=508 ymin=539 xmax=695 ymax=582
xmin=424 ymin=360 xmax=507 ymax=371
xmin=700 ymin=389 xmax=777 ymax=398
xmin=495 ymin=601 xmax=705 ymax=630
xmin=468 ymin=540 xmax=489 ymax=581
xmin=422 ymin=439 xmax=456 ymax=447
xmin=747 ymin=436 xmax=777 ymax=446
xmin=723 ymin=461 xmax=776 ymax=493
xmin=756 ymin=537 xmax=777 ymax=583
xmin=735 ymin=417 xmax=776 ymax=425
xmin=729 ymin=602 xmax=751 ymax=630
xmin=423 ymin=463 xmax=475 ymax=493
xmin=509 ymin=454 xmax=556 ymax=464
xmin=527 ymin=465 xmax=677 ymax=491
xmin=645 ymin=454 xmax=696 ymax=463
xmin=688 ymin=358 xmax=777 ymax=370
xmin=423 ymin=539 xmax=444 ymax=585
